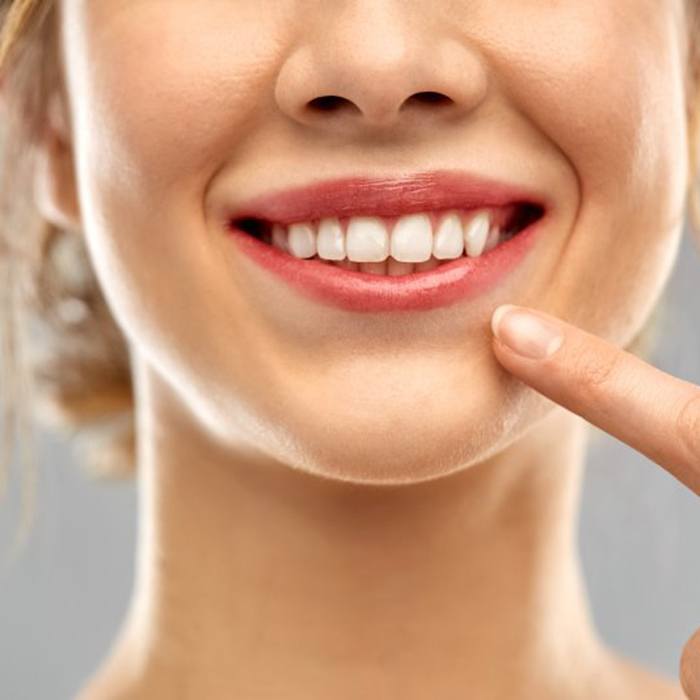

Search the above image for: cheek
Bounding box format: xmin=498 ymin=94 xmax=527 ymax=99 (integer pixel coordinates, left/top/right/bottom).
xmin=482 ymin=3 xmax=689 ymax=343
xmin=68 ymin=6 xmax=284 ymax=193
xmin=59 ymin=6 xmax=302 ymax=416
xmin=61 ymin=3 xmax=293 ymax=331
xmin=486 ymin=3 xmax=688 ymax=218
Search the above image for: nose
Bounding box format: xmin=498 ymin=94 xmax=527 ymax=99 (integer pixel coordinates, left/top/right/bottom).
xmin=274 ymin=3 xmax=488 ymax=137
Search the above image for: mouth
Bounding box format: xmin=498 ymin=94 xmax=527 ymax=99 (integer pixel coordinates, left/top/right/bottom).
xmin=230 ymin=202 xmax=543 ymax=276
xmin=221 ymin=170 xmax=550 ymax=312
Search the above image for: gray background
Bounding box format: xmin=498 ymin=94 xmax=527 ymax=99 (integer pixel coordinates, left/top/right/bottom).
xmin=1 ymin=226 xmax=699 ymax=700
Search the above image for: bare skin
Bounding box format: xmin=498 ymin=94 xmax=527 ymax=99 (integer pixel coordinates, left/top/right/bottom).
xmin=73 ymin=402 xmax=684 ymax=699
xmin=27 ymin=1 xmax=697 ymax=697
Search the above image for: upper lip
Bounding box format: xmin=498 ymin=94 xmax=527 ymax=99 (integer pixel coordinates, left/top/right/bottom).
xmin=226 ymin=169 xmax=550 ymax=226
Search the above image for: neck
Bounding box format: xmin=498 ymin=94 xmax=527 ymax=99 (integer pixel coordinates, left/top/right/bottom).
xmin=95 ymin=360 xmax=608 ymax=699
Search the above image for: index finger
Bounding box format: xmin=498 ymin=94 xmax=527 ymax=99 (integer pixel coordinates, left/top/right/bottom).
xmin=490 ymin=304 xmax=700 ymax=495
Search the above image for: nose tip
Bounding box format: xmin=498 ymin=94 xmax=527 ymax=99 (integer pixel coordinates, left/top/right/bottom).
xmin=274 ymin=21 xmax=489 ymax=137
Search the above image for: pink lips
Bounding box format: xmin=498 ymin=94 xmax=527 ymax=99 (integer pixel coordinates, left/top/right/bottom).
xmin=223 ymin=169 xmax=550 ymax=313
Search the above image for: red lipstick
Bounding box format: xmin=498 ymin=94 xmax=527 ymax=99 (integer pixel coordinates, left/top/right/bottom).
xmin=226 ymin=169 xmax=549 ymax=225
xmin=222 ymin=169 xmax=550 ymax=313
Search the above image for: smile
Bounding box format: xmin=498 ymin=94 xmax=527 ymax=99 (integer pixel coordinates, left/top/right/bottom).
xmin=234 ymin=201 xmax=542 ymax=273
xmin=222 ymin=170 xmax=550 ymax=312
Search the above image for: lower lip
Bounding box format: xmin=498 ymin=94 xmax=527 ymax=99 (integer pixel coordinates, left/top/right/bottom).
xmin=227 ymin=217 xmax=544 ymax=313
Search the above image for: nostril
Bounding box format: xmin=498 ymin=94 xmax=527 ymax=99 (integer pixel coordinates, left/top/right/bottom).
xmin=407 ymin=91 xmax=451 ymax=106
xmin=308 ymin=95 xmax=353 ymax=113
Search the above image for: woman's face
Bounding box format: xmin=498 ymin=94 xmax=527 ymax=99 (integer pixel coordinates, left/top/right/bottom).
xmin=55 ymin=1 xmax=690 ymax=483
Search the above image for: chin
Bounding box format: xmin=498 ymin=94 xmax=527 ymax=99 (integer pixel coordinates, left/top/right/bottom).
xmin=261 ymin=370 xmax=558 ymax=487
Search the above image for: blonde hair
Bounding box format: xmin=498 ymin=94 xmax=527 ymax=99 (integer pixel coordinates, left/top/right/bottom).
xmin=0 ymin=0 xmax=698 ymax=557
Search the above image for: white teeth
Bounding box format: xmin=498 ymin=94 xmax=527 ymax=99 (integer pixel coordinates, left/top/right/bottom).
xmin=335 ymin=258 xmax=359 ymax=271
xmin=464 ymin=211 xmax=491 ymax=258
xmin=483 ymin=224 xmax=500 ymax=253
xmin=288 ymin=222 xmax=316 ymax=258
xmin=415 ymin=257 xmax=440 ymax=272
xmin=390 ymin=212 xmax=433 ymax=263
xmin=345 ymin=216 xmax=390 ymax=262
xmin=269 ymin=207 xmax=511 ymax=271
xmin=271 ymin=223 xmax=289 ymax=253
xmin=317 ymin=217 xmax=345 ymax=260
xmin=433 ymin=212 xmax=464 ymax=260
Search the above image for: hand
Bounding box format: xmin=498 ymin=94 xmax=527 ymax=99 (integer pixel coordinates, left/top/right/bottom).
xmin=490 ymin=304 xmax=700 ymax=698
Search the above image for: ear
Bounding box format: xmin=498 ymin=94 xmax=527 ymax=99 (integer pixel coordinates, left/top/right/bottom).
xmin=32 ymin=88 xmax=82 ymax=232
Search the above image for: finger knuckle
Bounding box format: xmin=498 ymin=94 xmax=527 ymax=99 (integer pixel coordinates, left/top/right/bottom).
xmin=676 ymin=391 xmax=700 ymax=469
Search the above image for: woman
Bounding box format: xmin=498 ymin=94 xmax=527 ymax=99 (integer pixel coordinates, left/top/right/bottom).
xmin=1 ymin=0 xmax=699 ymax=697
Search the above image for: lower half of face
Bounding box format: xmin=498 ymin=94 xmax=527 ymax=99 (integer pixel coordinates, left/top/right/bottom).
xmin=63 ymin=0 xmax=691 ymax=484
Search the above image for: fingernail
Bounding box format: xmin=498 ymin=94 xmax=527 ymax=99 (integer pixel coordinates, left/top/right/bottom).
xmin=491 ymin=305 xmax=564 ymax=360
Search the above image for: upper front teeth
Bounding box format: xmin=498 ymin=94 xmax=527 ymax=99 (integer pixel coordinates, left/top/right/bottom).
xmin=286 ymin=222 xmax=316 ymax=258
xmin=390 ymin=213 xmax=433 ymax=263
xmin=464 ymin=211 xmax=492 ymax=257
xmin=278 ymin=209 xmax=504 ymax=263
xmin=317 ymin=218 xmax=345 ymax=260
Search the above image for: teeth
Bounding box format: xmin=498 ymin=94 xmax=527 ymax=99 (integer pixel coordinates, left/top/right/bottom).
xmin=387 ymin=258 xmax=416 ymax=276
xmin=359 ymin=261 xmax=387 ymax=275
xmin=433 ymin=212 xmax=464 ymax=260
xmin=390 ymin=212 xmax=433 ymax=263
xmin=267 ymin=207 xmax=517 ymax=272
xmin=463 ymin=211 xmax=491 ymax=258
xmin=346 ymin=216 xmax=390 ymax=262
xmin=288 ymin=222 xmax=316 ymax=258
xmin=272 ymin=223 xmax=289 ymax=253
xmin=483 ymin=224 xmax=500 ymax=253
xmin=335 ymin=258 xmax=359 ymax=271
xmin=415 ymin=257 xmax=440 ymax=272
xmin=317 ymin=217 xmax=345 ymax=260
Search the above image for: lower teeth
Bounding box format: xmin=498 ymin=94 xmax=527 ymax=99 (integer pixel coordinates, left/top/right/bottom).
xmin=319 ymin=255 xmax=452 ymax=275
